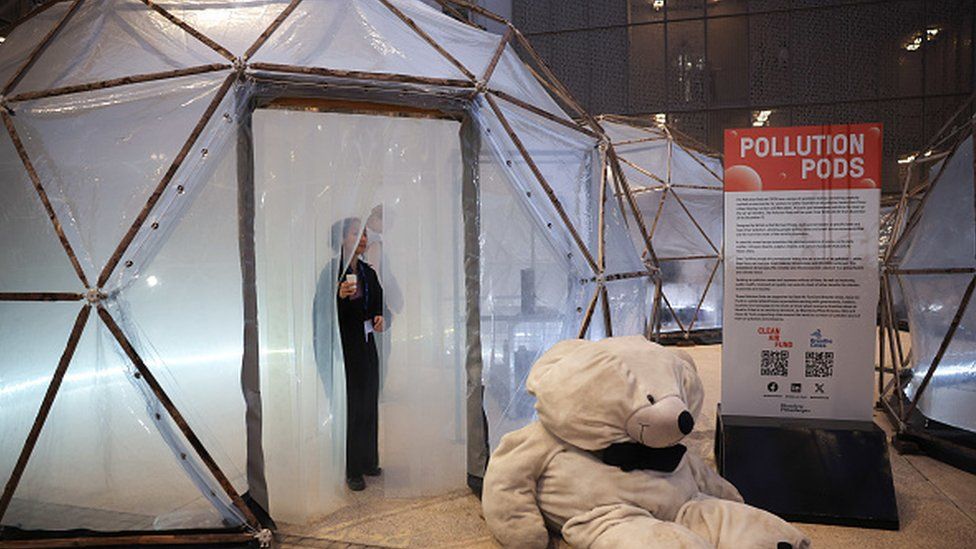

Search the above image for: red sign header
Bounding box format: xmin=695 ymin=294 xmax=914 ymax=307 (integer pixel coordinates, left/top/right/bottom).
xmin=724 ymin=124 xmax=882 ymax=192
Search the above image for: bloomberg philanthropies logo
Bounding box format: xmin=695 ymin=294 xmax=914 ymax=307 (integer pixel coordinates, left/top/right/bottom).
xmin=810 ymin=329 xmax=833 ymax=348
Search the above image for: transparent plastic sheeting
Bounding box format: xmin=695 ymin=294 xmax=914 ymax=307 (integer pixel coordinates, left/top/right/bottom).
xmin=245 ymin=0 xmax=564 ymax=122
xmin=0 ymin=128 xmax=79 ymax=293
xmin=473 ymin=96 xmax=598 ymax=276
xmin=899 ymin=138 xmax=975 ymax=270
xmin=116 ymin=139 xmax=248 ymax=509
xmin=0 ymin=0 xmax=643 ymax=531
xmin=3 ymin=307 xmax=243 ymax=531
xmin=900 ymin=136 xmax=976 ymax=433
xmin=0 ymin=2 xmax=73 ymax=89
xmin=253 ymin=0 xmax=466 ymax=80
xmin=637 ymin=188 xmax=723 ymax=259
xmin=253 ymin=109 xmax=467 ymax=522
xmin=154 ymin=0 xmax=294 ymax=56
xmin=477 ymin=118 xmax=590 ymax=450
xmin=0 ymin=102 xmax=247 ymax=531
xmin=603 ymin=120 xmax=724 ymax=334
xmin=10 ymin=72 xmax=232 ymax=289
xmin=659 ymin=259 xmax=723 ymax=333
xmin=10 ymin=0 xmax=227 ymax=98
xmin=475 ymin=104 xmax=652 ymax=450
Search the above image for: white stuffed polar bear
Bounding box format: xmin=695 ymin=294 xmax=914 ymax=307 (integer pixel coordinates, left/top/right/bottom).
xmin=483 ymin=336 xmax=811 ymax=549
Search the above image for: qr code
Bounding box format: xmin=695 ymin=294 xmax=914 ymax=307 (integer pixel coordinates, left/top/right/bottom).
xmin=805 ymin=351 xmax=834 ymax=378
xmin=760 ymin=350 xmax=789 ymax=376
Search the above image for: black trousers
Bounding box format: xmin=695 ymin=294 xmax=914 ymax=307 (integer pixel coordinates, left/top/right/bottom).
xmin=344 ymin=333 xmax=379 ymax=479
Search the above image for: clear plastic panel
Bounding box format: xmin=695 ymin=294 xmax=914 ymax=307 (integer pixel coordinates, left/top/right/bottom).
xmin=666 ymin=186 xmax=724 ymax=250
xmin=254 ymin=108 xmax=468 ymax=520
xmin=114 ymin=143 xmax=246 ymax=498
xmin=479 ymin=125 xmax=589 ymax=451
xmin=659 ymin=258 xmax=722 ymax=333
xmin=617 ymin=148 xmax=671 ymax=186
xmin=12 ymin=72 xmax=228 ymax=284
xmin=481 ymin=95 xmax=600 ymax=264
xmin=13 ymin=0 xmax=226 ymax=96
xmin=154 ymin=0 xmax=293 ymax=57
xmin=651 ymin=189 xmax=719 ymax=258
xmin=693 ymin=259 xmax=723 ymax=331
xmin=488 ymin=44 xmax=570 ymax=120
xmin=0 ymin=302 xmax=82 ymax=494
xmin=105 ymin=79 xmax=241 ymax=294
xmin=900 ymin=135 xmax=975 ymax=271
xmin=0 ymin=128 xmax=80 ymax=293
xmin=602 ymin=177 xmax=647 ymax=277
xmin=389 ymin=0 xmax=502 ymax=78
xmin=250 ymin=0 xmax=468 ymax=81
xmin=474 ymin=96 xmax=591 ymax=276
xmin=4 ymin=313 xmax=239 ymax=531
xmin=603 ymin=120 xmax=659 ymax=144
xmin=902 ymin=273 xmax=976 ymax=433
xmin=606 ymin=277 xmax=651 ymax=337
xmin=619 ymin=153 xmax=667 ymax=188
xmin=670 ymin=144 xmax=723 ymax=188
xmin=610 ymin=130 xmax=670 ymax=188
xmin=0 ymin=2 xmax=73 ymax=88
xmin=629 ymin=187 xmax=665 ymax=259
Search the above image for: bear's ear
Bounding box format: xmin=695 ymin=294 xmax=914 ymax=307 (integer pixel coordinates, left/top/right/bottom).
xmin=526 ymin=339 xmax=590 ymax=395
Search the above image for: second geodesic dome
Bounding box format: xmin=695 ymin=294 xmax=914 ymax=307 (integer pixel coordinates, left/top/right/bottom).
xmin=0 ymin=0 xmax=647 ymax=544
xmin=882 ymin=98 xmax=976 ymax=435
xmin=600 ymin=115 xmax=724 ymax=340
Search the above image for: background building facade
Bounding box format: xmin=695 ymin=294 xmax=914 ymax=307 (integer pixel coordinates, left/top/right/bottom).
xmin=514 ymin=0 xmax=975 ymax=193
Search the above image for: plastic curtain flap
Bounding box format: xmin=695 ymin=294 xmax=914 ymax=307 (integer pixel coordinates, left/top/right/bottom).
xmin=253 ymin=108 xmax=467 ymax=521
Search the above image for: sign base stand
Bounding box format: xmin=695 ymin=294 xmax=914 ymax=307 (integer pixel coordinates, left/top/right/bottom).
xmin=714 ymin=404 xmax=899 ymax=530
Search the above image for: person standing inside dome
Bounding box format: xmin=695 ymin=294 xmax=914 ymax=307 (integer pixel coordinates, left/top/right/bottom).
xmin=332 ymin=217 xmax=385 ymax=491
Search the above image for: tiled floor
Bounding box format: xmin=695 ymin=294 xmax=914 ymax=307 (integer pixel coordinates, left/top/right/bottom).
xmin=277 ymin=343 xmax=976 ymax=549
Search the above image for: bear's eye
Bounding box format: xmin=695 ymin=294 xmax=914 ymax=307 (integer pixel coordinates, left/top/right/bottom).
xmin=646 ymin=394 xmax=655 ymax=404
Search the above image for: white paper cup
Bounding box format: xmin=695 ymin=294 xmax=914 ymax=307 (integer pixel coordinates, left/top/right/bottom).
xmin=346 ymin=274 xmax=357 ymax=285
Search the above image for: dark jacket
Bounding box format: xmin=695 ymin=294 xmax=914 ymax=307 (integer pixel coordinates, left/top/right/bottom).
xmin=335 ymin=259 xmax=384 ymax=363
xmin=313 ymin=256 xmax=384 ymax=382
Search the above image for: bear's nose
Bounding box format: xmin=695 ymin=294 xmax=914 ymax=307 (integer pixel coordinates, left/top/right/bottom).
xmin=678 ymin=411 xmax=694 ymax=435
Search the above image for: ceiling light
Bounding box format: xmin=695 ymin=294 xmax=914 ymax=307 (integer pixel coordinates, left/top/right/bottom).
xmin=752 ymin=110 xmax=772 ymax=127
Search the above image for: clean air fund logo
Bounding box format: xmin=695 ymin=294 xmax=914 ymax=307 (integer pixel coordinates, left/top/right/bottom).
xmin=810 ymin=329 xmax=833 ymax=348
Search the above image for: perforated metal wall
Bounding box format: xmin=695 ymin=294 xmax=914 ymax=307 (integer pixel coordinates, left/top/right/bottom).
xmin=514 ymin=0 xmax=975 ymax=193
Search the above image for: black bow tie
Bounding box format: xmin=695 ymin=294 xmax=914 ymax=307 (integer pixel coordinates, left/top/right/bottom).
xmin=600 ymin=443 xmax=687 ymax=473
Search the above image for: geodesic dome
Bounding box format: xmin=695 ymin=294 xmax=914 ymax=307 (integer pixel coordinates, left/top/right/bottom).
xmin=600 ymin=115 xmax=724 ymax=340
xmin=882 ymin=98 xmax=976 ymax=435
xmin=0 ymin=0 xmax=645 ymax=544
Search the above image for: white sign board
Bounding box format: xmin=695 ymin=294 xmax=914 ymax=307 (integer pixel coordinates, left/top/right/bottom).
xmin=721 ymin=124 xmax=881 ymax=421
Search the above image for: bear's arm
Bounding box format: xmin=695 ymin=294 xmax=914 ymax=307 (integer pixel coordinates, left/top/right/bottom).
xmin=482 ymin=422 xmax=562 ymax=549
xmin=686 ymin=451 xmax=745 ymax=503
